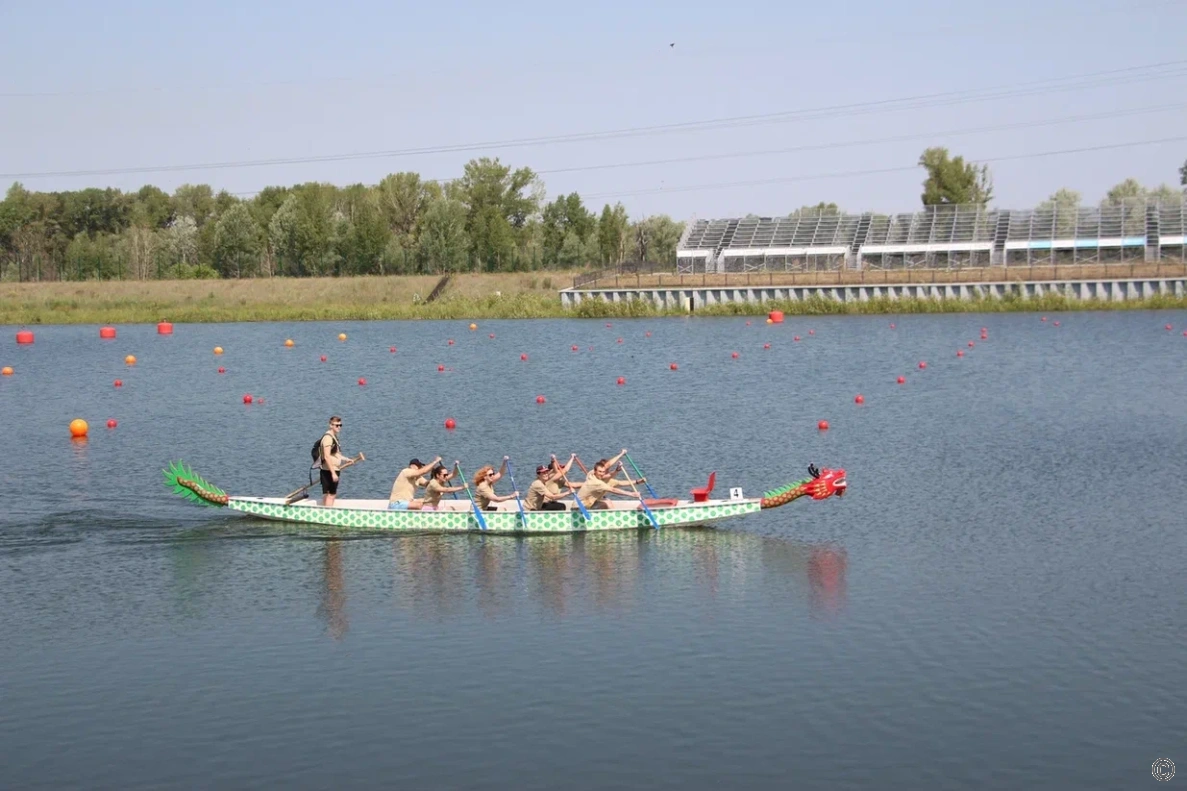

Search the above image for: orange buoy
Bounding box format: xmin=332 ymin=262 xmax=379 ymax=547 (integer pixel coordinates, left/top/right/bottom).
xmin=284 ymin=339 xmax=294 ymax=347
xmin=106 ymin=419 xmax=117 ymax=429
xmin=157 ymin=321 xmax=173 ymax=335
xmin=855 ymin=395 xmax=864 ymax=404
xmin=437 ymin=364 xmax=445 ymax=372
xmin=444 ymin=418 xmax=456 ymax=430
xmin=469 ymin=323 xmax=478 ymax=331
xmin=536 ymin=395 xmax=546 ymax=404
xmin=243 ymin=394 xmax=253 ymax=404
xmin=16 ymin=330 xmax=33 ymax=344
xmin=214 ymin=346 xmax=224 ymax=355
xmin=69 ymin=418 xmax=88 ymax=438
xmin=731 ymin=352 xmax=739 ymax=359
xmin=918 ymin=361 xmax=927 ymax=369
xmin=99 ymin=326 xmax=117 ymax=339
xmin=817 ymin=420 xmax=829 ymax=430
xmin=768 ymin=310 xmax=784 ymax=323
xmin=670 ymin=363 xmax=678 ymax=370
xmin=520 ymin=353 xmax=528 ymax=361
xmin=897 ymin=376 xmax=906 ymax=384
xmin=358 ymin=378 xmax=366 ymax=386
xmin=113 ymin=379 xmax=122 ymax=387
xmin=338 ymin=333 xmax=347 ymax=341
xmin=2 ymin=366 xmax=13 ymax=376
xmin=766 ymin=318 xmax=773 ymax=325
xmin=218 ymin=367 xmax=226 ymax=374
xmin=124 ymin=355 xmax=136 ymax=365
xmin=617 ymin=377 xmax=626 ymax=385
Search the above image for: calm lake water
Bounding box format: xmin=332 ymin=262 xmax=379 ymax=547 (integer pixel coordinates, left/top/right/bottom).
xmin=2 ymin=311 xmax=1186 ymax=790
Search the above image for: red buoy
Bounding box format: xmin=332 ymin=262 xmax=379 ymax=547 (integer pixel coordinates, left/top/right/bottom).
xmin=745 ymin=321 xmax=751 ymax=327
xmin=489 ymin=333 xmax=495 ymax=339
xmin=817 ymin=420 xmax=829 ymax=430
xmin=808 ymin=329 xmax=815 ymax=336
xmin=243 ymin=394 xmax=253 ymax=404
xmin=15 ymin=331 xmax=33 ymax=344
xmin=918 ymin=361 xmax=927 ymax=369
xmin=897 ymin=376 xmax=906 ymax=384
xmin=854 ymin=395 xmax=864 ymax=404
xmin=617 ymin=338 xmax=623 ymax=344
xmin=616 ymin=377 xmax=626 ymax=385
xmin=793 ymin=336 xmax=801 ymax=342
xmin=731 ymin=352 xmax=739 ymax=359
xmin=535 ymin=395 xmax=546 ymax=404
xmin=968 ymin=341 xmax=975 ymax=348
xmin=320 ymin=355 xmax=327 ymax=362
xmin=763 ymin=343 xmax=771 ymax=350
xmin=520 ymin=353 xmax=528 ymax=361
xmin=1052 ymin=321 xmax=1060 ymax=327
xmin=605 ymin=323 xmax=612 ymax=328
xmin=437 ymin=364 xmax=445 ymax=372
xmin=218 ymin=367 xmax=225 ymax=374
xmin=768 ymin=310 xmax=784 ymax=324
xmin=957 ymin=350 xmax=964 ymax=357
xmin=113 ymin=379 xmax=123 ymax=388
xmin=1041 ymin=317 xmax=1047 ymax=322
xmin=889 ymin=323 xmax=896 ymax=329
xmin=645 ymin=331 xmax=652 ymax=337
xmin=980 ymin=327 xmax=987 ymax=333
xmin=670 ymin=363 xmax=678 ymax=370
xmin=157 ymin=322 xmax=173 ymax=335
xmin=571 ymin=345 xmax=578 ymax=352
xmin=358 ymin=378 xmax=366 ymax=386
xmin=1166 ymin=324 xmax=1173 ymax=331
xmin=106 ymin=419 xmax=117 ymax=429
xmin=444 ymin=418 xmax=456 ymax=430
xmin=390 ymin=347 xmax=397 ymax=353
xmin=99 ymin=326 xmax=116 ymax=339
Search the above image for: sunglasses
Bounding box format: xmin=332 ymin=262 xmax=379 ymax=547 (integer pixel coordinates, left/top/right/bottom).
xmin=331 ymin=423 xmax=342 ymax=428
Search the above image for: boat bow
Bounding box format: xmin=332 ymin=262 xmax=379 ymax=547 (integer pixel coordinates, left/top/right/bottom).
xmin=760 ymin=465 xmax=846 ymax=509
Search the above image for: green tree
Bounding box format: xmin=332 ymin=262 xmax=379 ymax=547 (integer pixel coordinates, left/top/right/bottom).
xmin=213 ymin=202 xmax=262 ymax=277
xmin=1102 ymin=178 xmax=1145 ymax=206
xmin=454 ymin=158 xmax=540 ymax=269
xmin=1180 ymin=159 xmax=1186 ymax=187
xmin=541 ymin=192 xmax=595 ymax=266
xmin=335 ymin=187 xmax=391 ymax=275
xmin=596 ymin=203 xmax=630 ymax=265
xmin=172 ymin=184 xmax=216 ymax=227
xmin=789 ymin=202 xmax=841 ymax=216
xmin=1037 ymin=188 xmax=1081 ymax=236
xmin=918 ymin=147 xmax=993 ymax=206
xmin=267 ymin=185 xmax=339 ymax=276
xmin=630 ymin=215 xmax=684 ymax=264
xmin=1149 ymin=183 xmax=1182 ymax=204
xmin=418 ymin=196 xmax=470 ymax=273
xmin=132 ymin=185 xmax=173 ymax=228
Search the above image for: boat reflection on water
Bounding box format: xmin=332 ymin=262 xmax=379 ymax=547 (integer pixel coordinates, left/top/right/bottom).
xmin=298 ymin=529 xmax=851 ymax=636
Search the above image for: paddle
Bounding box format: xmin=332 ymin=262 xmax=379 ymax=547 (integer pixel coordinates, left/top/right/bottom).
xmin=552 ymin=454 xmax=591 ymax=522
xmin=455 ymin=461 xmax=488 ymax=531
xmin=503 ymin=456 xmax=529 ymax=528
xmin=286 ymin=453 xmax=365 ymax=504
xmin=574 ymin=455 xmax=658 ymax=529
xmin=624 ymin=453 xmax=659 ymax=500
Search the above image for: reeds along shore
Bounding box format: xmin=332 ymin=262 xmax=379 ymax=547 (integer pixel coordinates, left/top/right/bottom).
xmin=3 ymin=273 xmax=1187 ymax=324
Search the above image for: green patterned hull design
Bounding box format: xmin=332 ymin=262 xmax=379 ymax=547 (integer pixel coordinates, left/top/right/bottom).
xmin=226 ymin=497 xmax=760 ymax=534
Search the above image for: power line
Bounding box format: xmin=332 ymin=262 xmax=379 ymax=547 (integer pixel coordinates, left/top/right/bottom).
xmin=577 ymin=136 xmax=1187 ymax=200
xmin=3 ymin=59 xmax=1186 ymax=181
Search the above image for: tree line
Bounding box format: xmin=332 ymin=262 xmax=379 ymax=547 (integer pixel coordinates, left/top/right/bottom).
xmin=0 ymin=158 xmax=685 ymax=282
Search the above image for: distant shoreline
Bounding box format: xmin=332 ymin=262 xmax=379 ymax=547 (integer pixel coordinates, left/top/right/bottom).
xmin=3 ymin=272 xmax=1187 ymax=325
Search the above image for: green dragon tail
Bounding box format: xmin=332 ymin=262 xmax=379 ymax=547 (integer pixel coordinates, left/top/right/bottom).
xmin=163 ymin=460 xmax=229 ymax=507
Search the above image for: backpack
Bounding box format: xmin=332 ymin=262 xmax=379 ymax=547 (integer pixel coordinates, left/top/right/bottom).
xmin=311 ymin=432 xmax=338 ymax=463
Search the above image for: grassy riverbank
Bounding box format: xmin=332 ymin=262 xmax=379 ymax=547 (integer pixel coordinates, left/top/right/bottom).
xmin=3 ymin=273 xmax=1187 ymax=325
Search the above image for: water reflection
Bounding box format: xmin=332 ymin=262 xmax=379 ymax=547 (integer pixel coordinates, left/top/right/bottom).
xmin=316 ymin=540 xmax=349 ymax=640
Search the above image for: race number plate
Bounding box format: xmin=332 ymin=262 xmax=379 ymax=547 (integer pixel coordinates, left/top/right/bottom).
xmin=729 ymin=487 xmax=744 ymax=501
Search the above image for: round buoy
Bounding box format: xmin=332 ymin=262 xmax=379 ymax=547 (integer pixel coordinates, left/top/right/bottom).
xmin=390 ymin=347 xmax=397 ymax=353
xmin=124 ymin=355 xmax=136 ymax=365
xmin=489 ymin=333 xmax=496 ymax=339
xmin=889 ymin=323 xmax=896 ymax=329
xmin=284 ymin=339 xmax=294 ymax=347
xmin=744 ymin=321 xmax=751 ymax=327
xmin=571 ymin=345 xmax=578 ymax=352
xmin=617 ymin=377 xmax=626 ymax=385
xmin=968 ymin=341 xmax=975 ymax=348
xmin=1166 ymin=324 xmax=1173 ymax=331
xmin=16 ymin=331 xmax=34 ymax=344
xmin=897 ymin=376 xmax=906 ymax=384
xmin=444 ymin=418 xmax=456 ymax=430
xmin=1182 ymin=330 xmax=1187 ymax=337
xmin=437 ymin=364 xmax=445 ymax=372
xmin=358 ymin=378 xmax=366 ymax=386
xmin=617 ymin=338 xmax=623 ymax=344
xmin=670 ymin=363 xmax=678 ymax=370
xmin=320 ymin=355 xmax=327 ymax=362
xmin=2 ymin=366 xmax=13 ymax=376
xmin=217 ymin=367 xmax=225 ymax=374
xmin=766 ymin=318 xmax=773 ymax=325
xmin=520 ymin=353 xmax=528 ymax=361
xmin=1052 ymin=321 xmax=1060 ymax=327
xmin=645 ymin=331 xmax=652 ymax=337
xmin=854 ymin=395 xmax=864 ymax=404
xmin=980 ymin=327 xmax=987 ymax=333
xmin=469 ymin=323 xmax=477 ymax=331
xmin=106 ymin=419 xmax=117 ymax=429
xmin=731 ymin=352 xmax=739 ymax=359
xmin=243 ymin=394 xmax=253 ymax=404
xmin=338 ymin=333 xmax=347 ymax=341
xmin=113 ymin=379 xmax=122 ymax=387
xmin=957 ymin=350 xmax=964 ymax=357
xmin=808 ymin=329 xmax=815 ymax=336
xmin=918 ymin=361 xmax=927 ymax=369
xmin=817 ymin=420 xmax=829 ymax=430
xmin=446 ymin=339 xmax=454 ymax=346
xmin=536 ymin=395 xmax=546 ymax=404
xmin=99 ymin=326 xmax=117 ymax=339
xmin=793 ymin=336 xmax=801 ymax=342
xmin=1041 ymin=317 xmax=1047 ymax=322
xmin=605 ymin=323 xmax=612 ymax=328
xmin=768 ymin=310 xmax=784 ymax=323
xmin=214 ymin=346 xmax=224 ymax=355
xmin=69 ymin=419 xmax=88 ymax=438
xmin=157 ymin=321 xmax=173 ymax=335
xmin=764 ymin=343 xmax=771 ymax=350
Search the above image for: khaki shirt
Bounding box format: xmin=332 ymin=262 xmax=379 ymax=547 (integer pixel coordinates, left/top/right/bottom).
xmin=424 ymin=479 xmax=449 ymax=507
xmin=525 ymin=479 xmax=550 ymax=510
xmin=577 ymin=478 xmax=615 ymax=508
xmin=388 ymin=467 xmax=421 ymax=502
xmin=475 ymin=481 xmax=496 ymax=509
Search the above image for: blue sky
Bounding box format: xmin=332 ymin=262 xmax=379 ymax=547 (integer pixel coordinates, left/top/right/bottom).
xmin=0 ymin=0 xmax=1185 ymax=219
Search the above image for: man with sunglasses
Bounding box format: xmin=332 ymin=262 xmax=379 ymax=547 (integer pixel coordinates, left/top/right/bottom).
xmin=318 ymin=416 xmax=346 ymax=507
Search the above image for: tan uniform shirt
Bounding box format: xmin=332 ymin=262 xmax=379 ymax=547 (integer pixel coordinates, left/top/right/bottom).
xmin=578 ymin=478 xmax=615 ymax=508
xmin=388 ymin=467 xmax=421 ymax=502
xmin=424 ymin=479 xmax=449 ymax=507
xmin=475 ymin=481 xmax=495 ymax=509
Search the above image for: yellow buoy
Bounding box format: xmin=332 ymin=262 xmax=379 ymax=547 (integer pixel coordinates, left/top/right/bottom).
xmin=1 ymin=366 xmax=13 ymax=376
xmin=125 ymin=355 xmax=137 ymax=365
xmin=69 ymin=418 xmax=89 ymax=438
xmin=284 ymin=339 xmax=294 ymax=347
xmin=469 ymin=323 xmax=477 ymax=331
xmin=214 ymin=346 xmax=224 ymax=355
xmin=766 ymin=318 xmax=773 ymax=324
xmin=338 ymin=333 xmax=347 ymax=341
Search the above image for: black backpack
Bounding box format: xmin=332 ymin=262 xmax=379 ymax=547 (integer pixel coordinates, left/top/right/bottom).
xmin=311 ymin=433 xmax=338 ymax=463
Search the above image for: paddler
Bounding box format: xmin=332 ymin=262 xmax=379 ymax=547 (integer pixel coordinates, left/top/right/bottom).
xmin=318 ymin=416 xmax=345 ymax=507
xmin=472 ymin=460 xmax=521 ymax=511
xmin=577 ymin=457 xmax=647 ymax=510
xmin=421 ymin=464 xmax=465 ymax=511
xmin=525 ymin=461 xmax=575 ymax=511
xmin=388 ymin=456 xmax=442 ymax=510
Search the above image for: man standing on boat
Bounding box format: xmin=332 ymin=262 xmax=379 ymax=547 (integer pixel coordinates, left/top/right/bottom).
xmin=319 ymin=416 xmax=345 ymax=507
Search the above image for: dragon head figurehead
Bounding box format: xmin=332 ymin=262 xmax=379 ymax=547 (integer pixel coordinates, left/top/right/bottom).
xmin=759 ymin=463 xmax=847 ymax=509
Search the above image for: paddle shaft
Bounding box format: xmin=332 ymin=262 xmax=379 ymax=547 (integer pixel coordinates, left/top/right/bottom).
xmin=503 ymin=458 xmax=529 ymax=526
xmin=455 ymin=461 xmax=488 ymax=531
xmin=624 ymin=453 xmax=659 ymax=500
xmin=552 ymin=456 xmax=591 ymax=521
xmin=573 ymin=455 xmax=657 ymax=528
xmin=287 ymin=453 xmax=365 ymax=502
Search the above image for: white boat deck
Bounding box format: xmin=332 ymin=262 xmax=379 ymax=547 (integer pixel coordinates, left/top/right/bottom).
xmin=235 ymin=497 xmax=744 ymax=512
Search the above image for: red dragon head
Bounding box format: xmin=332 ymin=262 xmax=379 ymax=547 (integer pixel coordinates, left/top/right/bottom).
xmin=806 ymin=464 xmax=846 ymax=499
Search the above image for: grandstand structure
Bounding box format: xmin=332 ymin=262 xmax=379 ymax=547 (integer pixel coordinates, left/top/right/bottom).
xmin=676 ymin=198 xmax=1187 ymax=273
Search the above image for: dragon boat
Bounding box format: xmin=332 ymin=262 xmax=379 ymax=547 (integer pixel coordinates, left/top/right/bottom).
xmin=162 ymin=462 xmax=846 ymax=535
